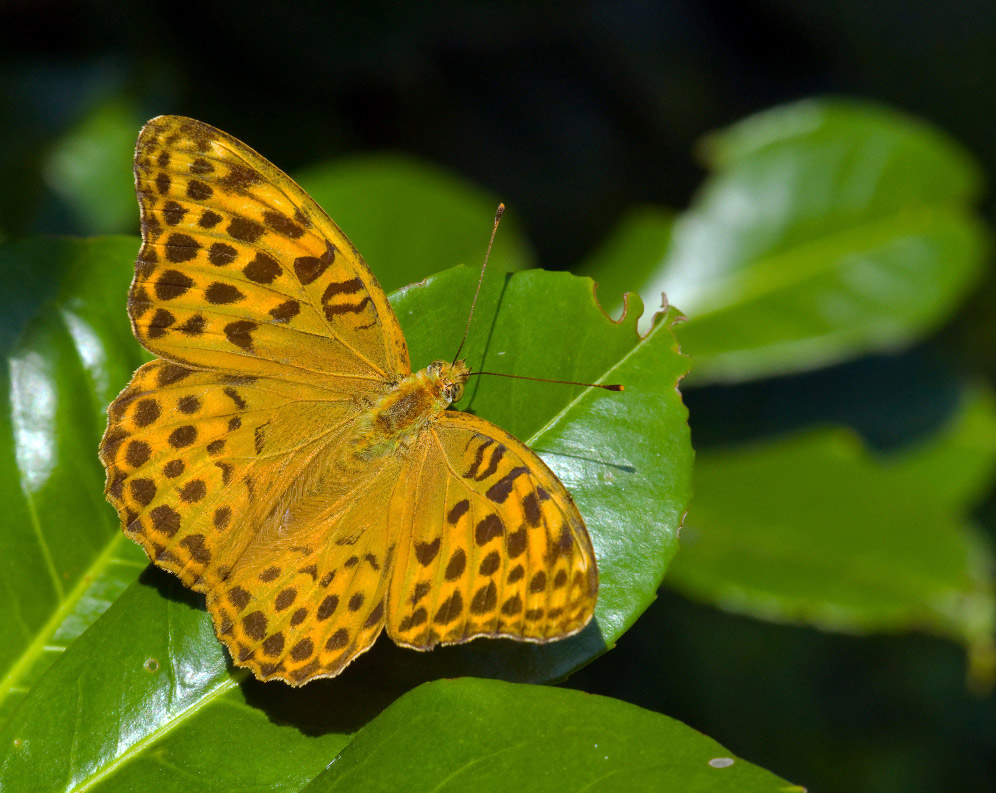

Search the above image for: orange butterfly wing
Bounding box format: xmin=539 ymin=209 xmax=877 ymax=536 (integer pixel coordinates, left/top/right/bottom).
xmin=207 ymin=451 xmax=408 ymax=683
xmin=100 ymin=360 xmax=358 ymax=594
xmin=102 ymin=116 xmax=412 ymax=683
xmin=130 ymin=115 xmax=408 ymax=384
xmin=386 ymin=412 xmax=598 ymax=649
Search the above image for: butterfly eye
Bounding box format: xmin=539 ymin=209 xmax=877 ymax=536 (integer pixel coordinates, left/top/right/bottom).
xmin=446 ymin=383 xmax=464 ymax=403
xmin=428 ymin=360 xmax=444 ymax=376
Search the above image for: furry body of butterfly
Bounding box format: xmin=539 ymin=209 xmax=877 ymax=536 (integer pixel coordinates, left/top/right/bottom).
xmin=100 ymin=115 xmax=598 ymax=685
xmin=358 ymin=360 xmax=469 ymax=456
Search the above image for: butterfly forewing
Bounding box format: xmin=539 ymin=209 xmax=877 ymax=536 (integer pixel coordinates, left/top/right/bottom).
xmin=387 ymin=412 xmax=598 ymax=649
xmin=131 ymin=115 xmax=408 ymax=388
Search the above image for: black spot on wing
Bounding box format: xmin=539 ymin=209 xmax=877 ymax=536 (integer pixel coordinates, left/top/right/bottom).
xmin=463 ymin=439 xmax=494 ymax=479
xmin=486 ymin=466 xmax=530 ymax=503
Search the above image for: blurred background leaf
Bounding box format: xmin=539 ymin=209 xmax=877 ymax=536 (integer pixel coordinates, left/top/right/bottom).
xmin=42 ymin=98 xmax=144 ymax=235
xmin=583 ymin=100 xmax=989 ymax=383
xmin=666 ymin=386 xmax=996 ymax=682
xmin=297 ymin=155 xmax=533 ymax=291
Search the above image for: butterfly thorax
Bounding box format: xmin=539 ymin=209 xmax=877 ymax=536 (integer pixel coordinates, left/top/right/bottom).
xmin=353 ymin=360 xmax=470 ymax=457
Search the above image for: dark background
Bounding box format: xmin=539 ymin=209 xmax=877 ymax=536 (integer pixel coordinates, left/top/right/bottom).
xmin=2 ymin=2 xmax=995 ymax=792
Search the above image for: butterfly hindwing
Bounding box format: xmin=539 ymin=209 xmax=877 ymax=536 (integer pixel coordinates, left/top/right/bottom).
xmin=206 ymin=453 xmax=408 ymax=683
xmin=386 ymin=412 xmax=598 ymax=649
xmin=131 ymin=115 xmax=409 ymax=388
xmin=100 ymin=359 xmax=360 ymax=594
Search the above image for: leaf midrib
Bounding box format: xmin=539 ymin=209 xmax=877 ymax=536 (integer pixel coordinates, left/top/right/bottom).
xmin=0 ymin=533 xmax=131 ymax=721
xmin=679 ymin=203 xmax=967 ymax=319
xmin=66 ymin=672 xmax=246 ymax=793
xmin=526 ymin=310 xmax=676 ymax=448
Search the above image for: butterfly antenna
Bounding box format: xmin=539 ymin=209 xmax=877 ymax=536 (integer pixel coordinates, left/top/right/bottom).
xmin=468 ymin=371 xmax=624 ymax=391
xmin=453 ymin=203 xmax=504 ymax=364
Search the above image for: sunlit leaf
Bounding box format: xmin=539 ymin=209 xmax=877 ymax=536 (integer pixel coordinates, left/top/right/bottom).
xmin=0 ymin=261 xmax=692 ymax=792
xmin=583 ymin=99 xmax=989 ymax=384
xmin=0 ymin=236 xmax=146 ymax=724
xmin=303 ymin=679 xmax=802 ymax=792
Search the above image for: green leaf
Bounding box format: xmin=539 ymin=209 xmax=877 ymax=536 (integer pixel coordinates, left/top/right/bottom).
xmin=296 ymin=154 xmax=533 ymax=293
xmin=586 ymin=99 xmax=989 ymax=384
xmin=576 ymin=205 xmax=674 ymax=324
xmin=302 ymin=678 xmax=801 ymax=792
xmin=667 ymin=387 xmax=996 ymax=669
xmin=43 ymin=100 xmax=145 ymax=235
xmin=0 ymin=262 xmax=692 ymax=792
xmin=0 ymin=237 xmax=149 ymax=724
xmin=1 ymin=579 xmax=354 ymax=793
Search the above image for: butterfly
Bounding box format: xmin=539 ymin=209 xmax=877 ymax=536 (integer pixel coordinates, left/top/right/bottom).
xmin=99 ymin=116 xmax=599 ymax=685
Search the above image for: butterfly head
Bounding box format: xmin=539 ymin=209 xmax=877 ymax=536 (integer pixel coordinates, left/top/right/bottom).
xmin=426 ymin=359 xmax=470 ymax=406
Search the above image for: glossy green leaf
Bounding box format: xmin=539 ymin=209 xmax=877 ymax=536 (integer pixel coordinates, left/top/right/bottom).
xmin=0 ymin=237 xmax=149 ymax=724
xmin=667 ymin=387 xmax=996 ymax=670
xmin=587 ymin=99 xmax=989 ymax=384
xmin=303 ymin=678 xmax=801 ymax=792
xmin=1 ymin=578 xmax=355 ymax=793
xmin=0 ymin=262 xmax=692 ymax=792
xmin=296 ymin=154 xmax=533 ymax=293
